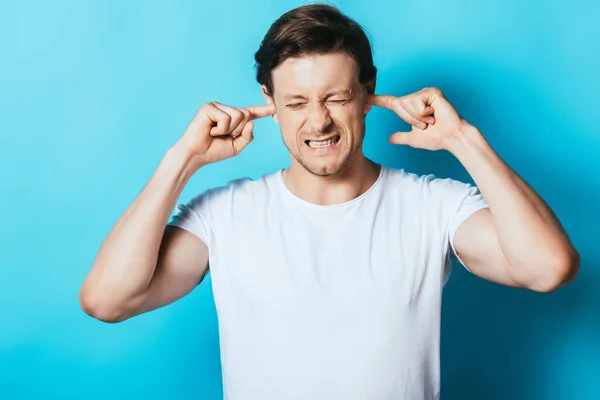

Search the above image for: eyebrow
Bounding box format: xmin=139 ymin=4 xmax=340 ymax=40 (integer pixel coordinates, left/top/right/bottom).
xmin=283 ymin=88 xmax=353 ymax=101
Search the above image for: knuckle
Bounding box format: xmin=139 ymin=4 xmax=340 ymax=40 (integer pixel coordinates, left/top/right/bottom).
xmin=202 ymin=102 xmax=219 ymax=114
xmin=392 ymin=97 xmax=405 ymax=108
xmin=398 ymin=96 xmax=410 ymax=106
xmin=428 ymin=87 xmax=443 ymax=96
xmin=232 ymin=109 xmax=244 ymax=122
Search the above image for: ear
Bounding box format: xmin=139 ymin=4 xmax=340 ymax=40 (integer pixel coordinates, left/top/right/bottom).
xmin=261 ymin=85 xmax=279 ymax=125
xmin=364 ymin=81 xmax=375 ymax=115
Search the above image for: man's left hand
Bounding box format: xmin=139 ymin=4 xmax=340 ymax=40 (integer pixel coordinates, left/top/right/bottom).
xmin=367 ymin=87 xmax=472 ymax=151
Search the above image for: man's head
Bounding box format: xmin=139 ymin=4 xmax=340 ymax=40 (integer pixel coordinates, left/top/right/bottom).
xmin=254 ymin=4 xmax=377 ymax=177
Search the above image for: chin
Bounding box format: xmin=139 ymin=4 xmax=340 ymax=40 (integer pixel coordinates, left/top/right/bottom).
xmin=307 ymin=165 xmax=341 ymax=177
xmin=299 ymin=157 xmax=352 ymax=177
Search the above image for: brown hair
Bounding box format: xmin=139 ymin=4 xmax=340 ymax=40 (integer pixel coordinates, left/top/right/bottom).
xmin=254 ymin=3 xmax=377 ymax=96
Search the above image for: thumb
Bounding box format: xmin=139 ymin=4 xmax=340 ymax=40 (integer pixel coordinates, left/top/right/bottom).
xmin=233 ymin=121 xmax=255 ymax=154
xmin=388 ymin=131 xmax=415 ymax=146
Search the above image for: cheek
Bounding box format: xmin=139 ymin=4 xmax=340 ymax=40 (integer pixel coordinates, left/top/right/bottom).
xmin=331 ymin=104 xmax=364 ymax=127
xmin=279 ymin=112 xmax=305 ymax=134
xmin=278 ymin=119 xmax=303 ymax=147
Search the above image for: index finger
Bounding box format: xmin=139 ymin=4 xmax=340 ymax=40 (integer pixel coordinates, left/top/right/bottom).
xmin=246 ymin=104 xmax=276 ymax=120
xmin=366 ymin=94 xmax=397 ymax=109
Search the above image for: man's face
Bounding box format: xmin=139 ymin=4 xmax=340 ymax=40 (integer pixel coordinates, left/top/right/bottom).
xmin=264 ymin=52 xmax=372 ymax=177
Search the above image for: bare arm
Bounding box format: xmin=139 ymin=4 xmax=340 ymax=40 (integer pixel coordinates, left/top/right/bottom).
xmin=79 ymin=146 xmax=208 ymax=322
xmin=367 ymin=89 xmax=579 ymax=292
xmin=451 ymin=124 xmax=579 ymax=292
xmin=79 ymin=102 xmax=275 ymax=323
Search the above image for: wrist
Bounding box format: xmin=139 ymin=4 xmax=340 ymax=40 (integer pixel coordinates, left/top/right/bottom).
xmin=162 ymin=144 xmax=205 ymax=184
xmin=445 ymin=121 xmax=487 ymax=159
xmin=169 ymin=141 xmax=207 ymax=169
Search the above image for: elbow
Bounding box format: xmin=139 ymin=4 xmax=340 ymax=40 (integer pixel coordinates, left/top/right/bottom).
xmin=530 ymin=248 xmax=580 ymax=293
xmin=78 ymin=287 xmax=130 ymax=323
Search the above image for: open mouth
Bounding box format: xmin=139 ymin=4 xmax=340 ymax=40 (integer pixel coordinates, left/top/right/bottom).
xmin=305 ymin=135 xmax=341 ymax=149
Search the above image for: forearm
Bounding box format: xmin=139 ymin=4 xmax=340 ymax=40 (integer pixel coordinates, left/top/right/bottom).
xmin=447 ymin=123 xmax=578 ymax=283
xmin=80 ymin=144 xmax=202 ymax=314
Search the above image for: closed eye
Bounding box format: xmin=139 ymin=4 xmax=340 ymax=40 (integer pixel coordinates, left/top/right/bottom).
xmin=286 ymin=99 xmax=349 ymax=109
xmin=286 ymin=103 xmax=306 ymax=109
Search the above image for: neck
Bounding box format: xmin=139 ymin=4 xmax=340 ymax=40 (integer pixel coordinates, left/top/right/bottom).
xmin=282 ymin=154 xmax=381 ymax=206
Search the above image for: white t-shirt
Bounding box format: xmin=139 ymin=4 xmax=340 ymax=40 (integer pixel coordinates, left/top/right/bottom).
xmin=168 ymin=165 xmax=488 ymax=400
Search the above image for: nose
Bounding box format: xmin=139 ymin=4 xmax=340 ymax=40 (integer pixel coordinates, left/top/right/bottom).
xmin=307 ymin=103 xmax=334 ymax=133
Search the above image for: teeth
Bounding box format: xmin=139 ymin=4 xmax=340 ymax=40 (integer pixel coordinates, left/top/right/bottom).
xmin=308 ymin=136 xmax=339 ymax=148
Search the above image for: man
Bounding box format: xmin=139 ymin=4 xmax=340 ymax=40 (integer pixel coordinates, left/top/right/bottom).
xmin=79 ymin=4 xmax=579 ymax=399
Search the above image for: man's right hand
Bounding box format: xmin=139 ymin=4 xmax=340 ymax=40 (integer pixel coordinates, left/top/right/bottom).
xmin=176 ymin=101 xmax=276 ymax=167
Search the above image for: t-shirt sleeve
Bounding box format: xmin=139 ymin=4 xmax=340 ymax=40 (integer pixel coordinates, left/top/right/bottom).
xmin=167 ymin=177 xmax=252 ymax=250
xmin=168 ymin=190 xmax=214 ymax=249
xmin=444 ymin=180 xmax=489 ymax=269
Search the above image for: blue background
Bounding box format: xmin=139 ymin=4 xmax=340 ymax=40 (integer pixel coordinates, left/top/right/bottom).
xmin=1 ymin=0 xmax=598 ymax=398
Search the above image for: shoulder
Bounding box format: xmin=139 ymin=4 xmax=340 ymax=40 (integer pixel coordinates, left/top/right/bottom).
xmin=382 ymin=165 xmax=460 ymax=194
xmin=216 ymin=170 xmax=279 ymax=196
xmin=381 ymin=165 xmax=481 ymax=211
xmin=190 ymin=169 xmax=281 ymax=209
